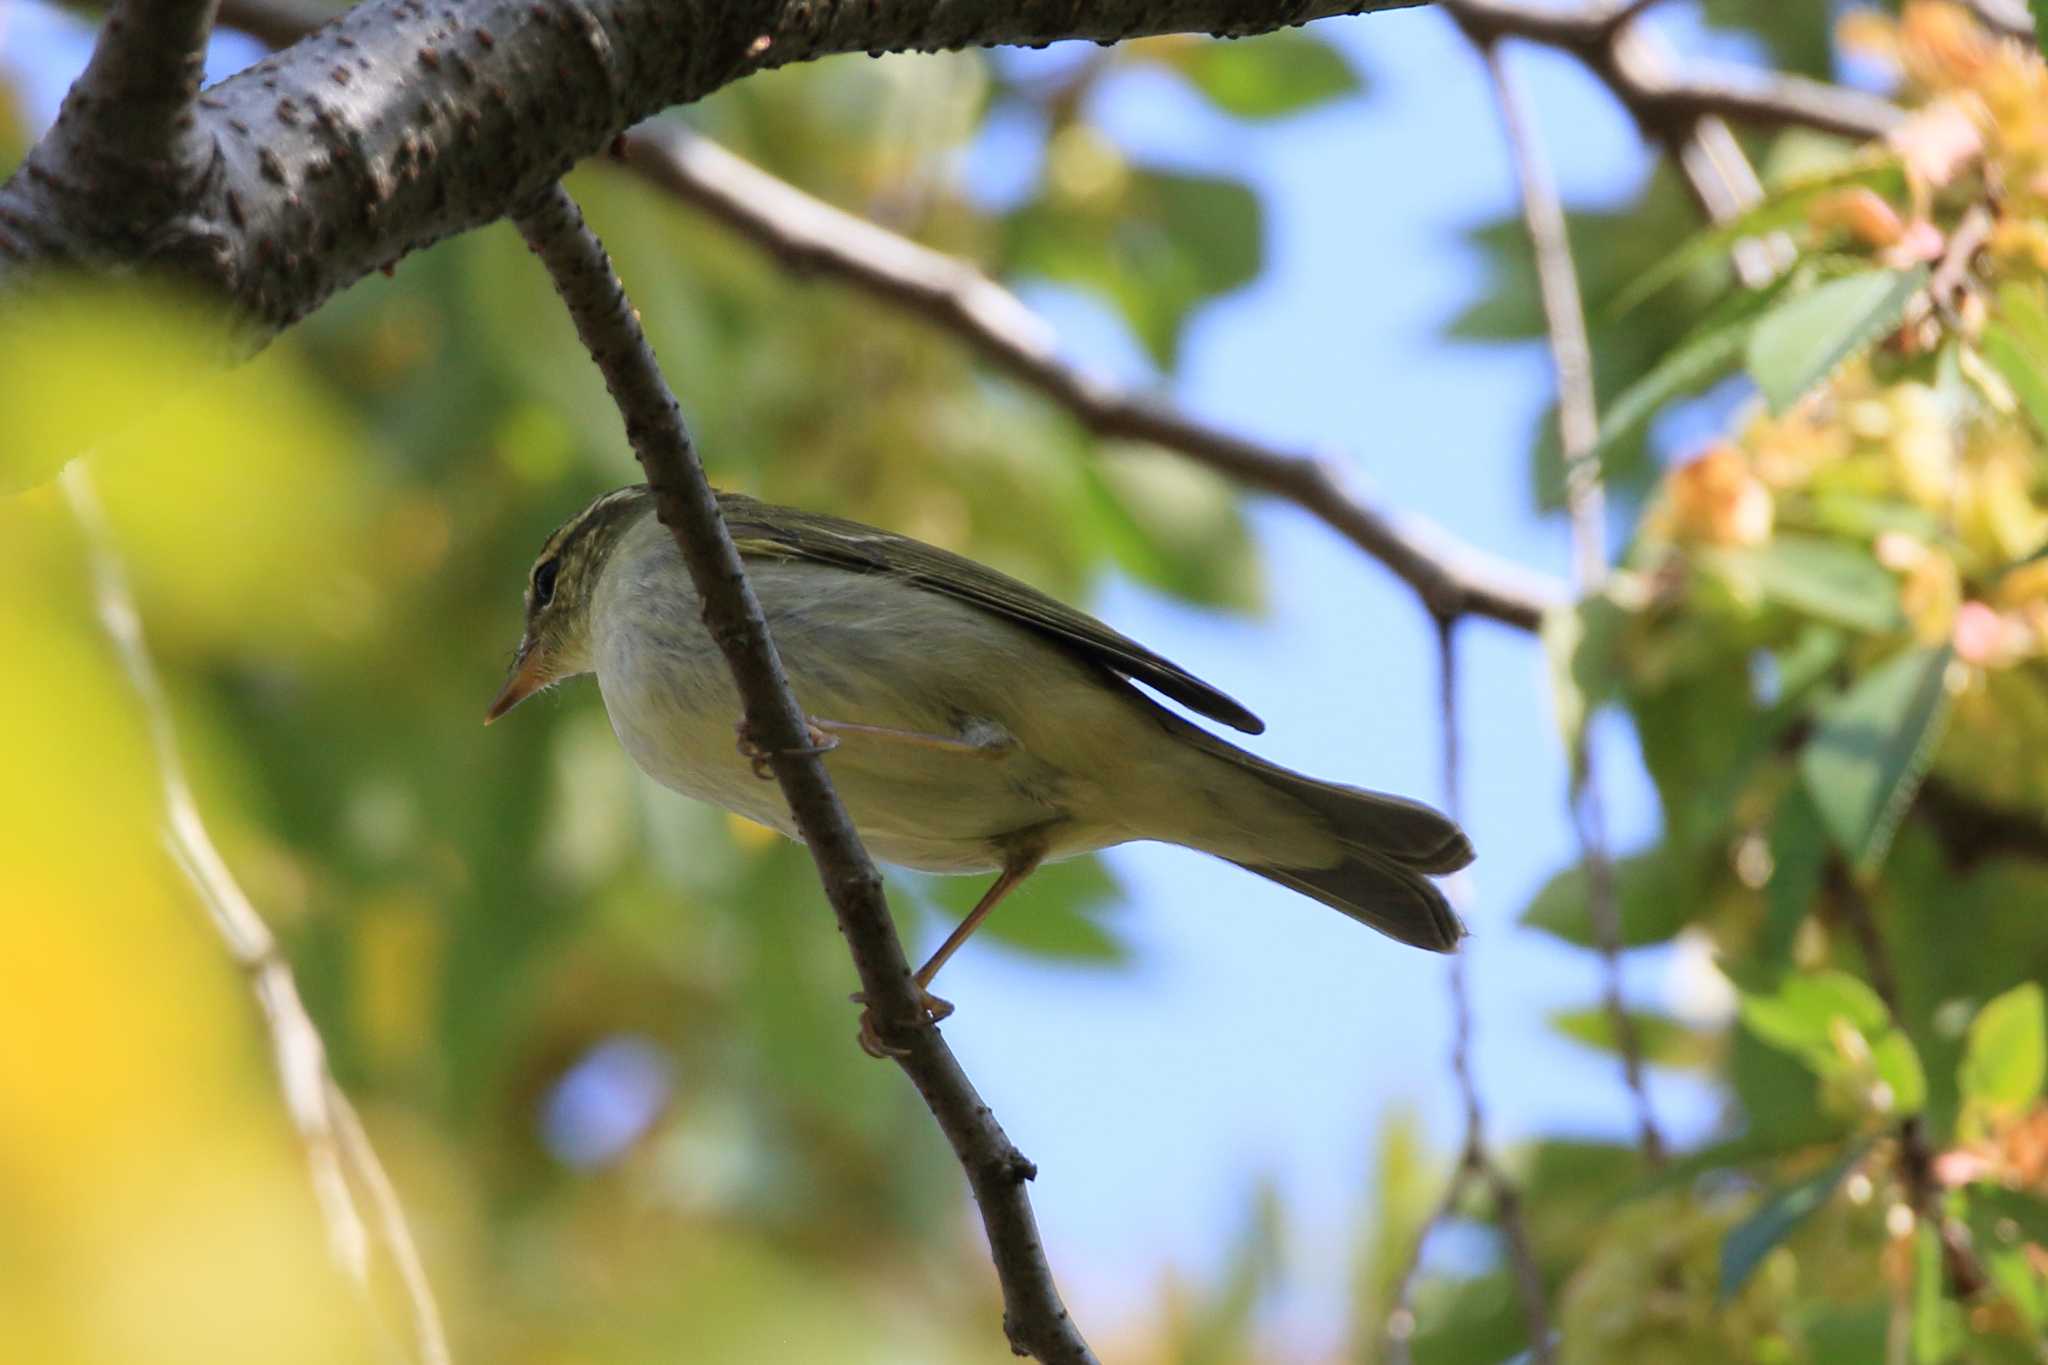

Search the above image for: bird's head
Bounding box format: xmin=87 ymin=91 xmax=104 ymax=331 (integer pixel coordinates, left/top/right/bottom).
xmin=486 ymin=485 xmax=653 ymax=723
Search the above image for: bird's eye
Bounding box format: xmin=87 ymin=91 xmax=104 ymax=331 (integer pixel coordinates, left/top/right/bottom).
xmin=532 ymin=557 xmax=561 ymax=610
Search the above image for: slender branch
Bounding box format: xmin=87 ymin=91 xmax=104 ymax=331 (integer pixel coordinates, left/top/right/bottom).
xmin=1464 ymin=31 xmax=1665 ymax=1166
xmin=507 ymin=181 xmax=1095 ymax=1365
xmin=1386 ymin=618 xmax=1552 ymax=1363
xmin=1443 ymin=0 xmax=1902 ymax=141
xmin=616 ymin=124 xmax=1560 ymax=632
xmin=60 ymin=463 xmax=452 ymax=1365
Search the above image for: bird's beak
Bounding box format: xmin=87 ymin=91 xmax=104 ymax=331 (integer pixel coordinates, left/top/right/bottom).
xmin=485 ymin=645 xmax=548 ymax=724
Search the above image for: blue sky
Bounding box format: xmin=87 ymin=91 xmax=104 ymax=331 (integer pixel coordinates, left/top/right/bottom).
xmin=3 ymin=3 xmax=1753 ymax=1350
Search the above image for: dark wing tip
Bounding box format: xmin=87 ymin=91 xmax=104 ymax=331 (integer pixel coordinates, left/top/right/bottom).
xmin=1146 ymin=672 xmax=1264 ymax=734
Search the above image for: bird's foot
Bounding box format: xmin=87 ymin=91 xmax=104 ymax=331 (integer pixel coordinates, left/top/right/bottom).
xmin=733 ymin=717 xmax=839 ymax=780
xmin=850 ymin=987 xmax=955 ymax=1059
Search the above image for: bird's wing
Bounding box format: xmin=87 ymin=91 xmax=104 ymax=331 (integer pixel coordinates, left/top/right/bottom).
xmin=719 ymin=493 xmax=1266 ymax=735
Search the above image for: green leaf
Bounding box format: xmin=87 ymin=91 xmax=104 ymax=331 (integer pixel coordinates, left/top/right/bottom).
xmin=1800 ymin=645 xmax=1954 ymax=874
xmin=1914 ymin=1222 xmax=1964 ymax=1364
xmin=1006 ymin=167 xmax=1261 ymax=367
xmin=1520 ymin=847 xmax=1704 ymax=949
xmin=924 ymin=855 xmax=1128 ymax=964
xmin=1871 ymin=1029 xmax=1928 ymax=1116
xmin=1542 ymin=590 xmax=1630 ymax=761
xmin=1761 ymin=785 xmax=1829 ymax=966
xmin=1746 ymin=267 xmax=1928 ymax=414
xmin=1959 ymin=983 xmax=2047 ymax=1115
xmin=1719 ymin=1141 xmax=1866 ymax=1299
xmin=1592 ymin=314 xmax=1751 ymax=459
xmin=1740 ymin=969 xmax=1892 ymax=1066
xmin=1706 ymin=533 xmax=1903 ymax=633
xmin=1609 ymin=161 xmax=1903 ymax=319
xmin=1550 ymin=1006 xmax=1717 ymax=1070
xmin=1981 ymin=282 xmax=2048 ymax=439
xmin=1969 ymin=1184 xmax=2048 ymax=1248
xmin=1154 ymin=32 xmax=1361 ymax=119
xmin=1079 ymin=445 xmax=1263 ymax=611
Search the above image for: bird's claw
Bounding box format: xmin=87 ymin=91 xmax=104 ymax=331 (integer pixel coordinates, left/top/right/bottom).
xmin=734 ymin=718 xmax=839 ymax=780
xmin=850 ymin=987 xmax=955 ymax=1059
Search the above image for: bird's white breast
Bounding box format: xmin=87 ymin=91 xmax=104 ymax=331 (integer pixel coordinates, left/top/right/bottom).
xmin=586 ymin=519 xmax=1168 ymax=873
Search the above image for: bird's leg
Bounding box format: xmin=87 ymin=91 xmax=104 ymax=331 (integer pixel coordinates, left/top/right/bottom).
xmin=733 ymin=717 xmax=839 ymax=780
xmin=854 ymin=849 xmax=1043 ymax=1059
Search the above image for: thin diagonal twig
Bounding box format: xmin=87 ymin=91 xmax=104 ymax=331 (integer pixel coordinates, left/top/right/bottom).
xmin=61 ymin=462 xmax=452 ymax=1365
xmin=1463 ymin=31 xmax=1666 ymax=1166
xmin=506 ymin=182 xmax=1095 ymax=1365
xmin=1385 ymin=618 xmax=1553 ymax=1364
xmin=614 ymin=125 xmax=1559 ymax=632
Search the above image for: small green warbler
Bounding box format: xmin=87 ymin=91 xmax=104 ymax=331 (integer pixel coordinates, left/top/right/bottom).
xmin=489 ymin=485 xmax=1471 ymax=1051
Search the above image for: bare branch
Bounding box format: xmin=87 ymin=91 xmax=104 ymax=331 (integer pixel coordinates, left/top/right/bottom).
xmin=1386 ymin=618 xmax=1553 ymax=1363
xmin=617 ymin=124 xmax=1560 ymax=631
xmin=507 ymin=182 xmax=1096 ymax=1365
xmin=61 ymin=463 xmax=452 ymax=1365
xmin=1444 ymin=0 xmax=1902 ymax=142
xmin=1464 ymin=32 xmax=1666 ymax=1165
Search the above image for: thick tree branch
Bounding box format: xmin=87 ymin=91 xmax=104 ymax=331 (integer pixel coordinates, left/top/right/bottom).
xmin=507 ymin=181 xmax=1095 ymax=1365
xmin=61 ymin=463 xmax=452 ymax=1365
xmin=1464 ymin=31 xmax=1665 ymax=1165
xmin=616 ymin=124 xmax=1560 ymax=631
xmin=3 ymin=0 xmax=1420 ymax=327
xmin=7 ymin=0 xmax=224 ymax=275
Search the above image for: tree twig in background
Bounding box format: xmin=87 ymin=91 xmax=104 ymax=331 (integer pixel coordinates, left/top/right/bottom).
xmin=60 ymin=463 xmax=452 ymax=1365
xmin=1443 ymin=0 xmax=1901 ymax=142
xmin=616 ymin=124 xmax=1560 ymax=632
xmin=1386 ymin=617 xmax=1554 ymax=1363
xmin=507 ymin=181 xmax=1097 ymax=1365
xmin=1464 ymin=31 xmax=1666 ymax=1166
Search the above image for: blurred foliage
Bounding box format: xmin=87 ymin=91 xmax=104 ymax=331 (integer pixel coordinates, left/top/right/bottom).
xmin=1502 ymin=7 xmax=2048 ymax=1363
xmin=9 ymin=2 xmax=2048 ymax=1363
xmin=0 ymin=16 xmax=1347 ymax=1364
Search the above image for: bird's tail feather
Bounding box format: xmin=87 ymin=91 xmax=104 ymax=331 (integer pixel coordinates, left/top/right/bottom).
xmin=1149 ymin=707 xmax=1472 ymax=952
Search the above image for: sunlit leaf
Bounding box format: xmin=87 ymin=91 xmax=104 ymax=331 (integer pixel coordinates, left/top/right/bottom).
xmin=1520 ymin=847 xmax=1704 ymax=948
xmin=1718 ymin=1141 xmax=1866 ymax=1300
xmin=1150 ymin=31 xmax=1362 ymax=119
xmin=1982 ymin=283 xmax=2048 ymax=439
xmin=1914 ymin=1222 xmax=1965 ymax=1364
xmin=1593 ymin=315 xmax=1752 ymax=459
xmin=1740 ymin=969 xmax=1892 ymax=1067
xmin=1746 ymin=267 xmax=1927 ymax=414
xmin=0 ymin=285 xmax=224 ymax=493
xmin=1542 ymin=590 xmax=1630 ymax=761
xmin=1800 ymin=645 xmax=1954 ymax=874
xmin=1550 ymin=1006 xmax=1718 ymax=1070
xmin=1005 ymin=165 xmax=1262 ymax=367
xmin=1607 ymin=160 xmax=1904 ymax=319
xmin=1959 ymin=983 xmax=2046 ymax=1116
xmin=1706 ymin=533 xmax=1903 ymax=633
